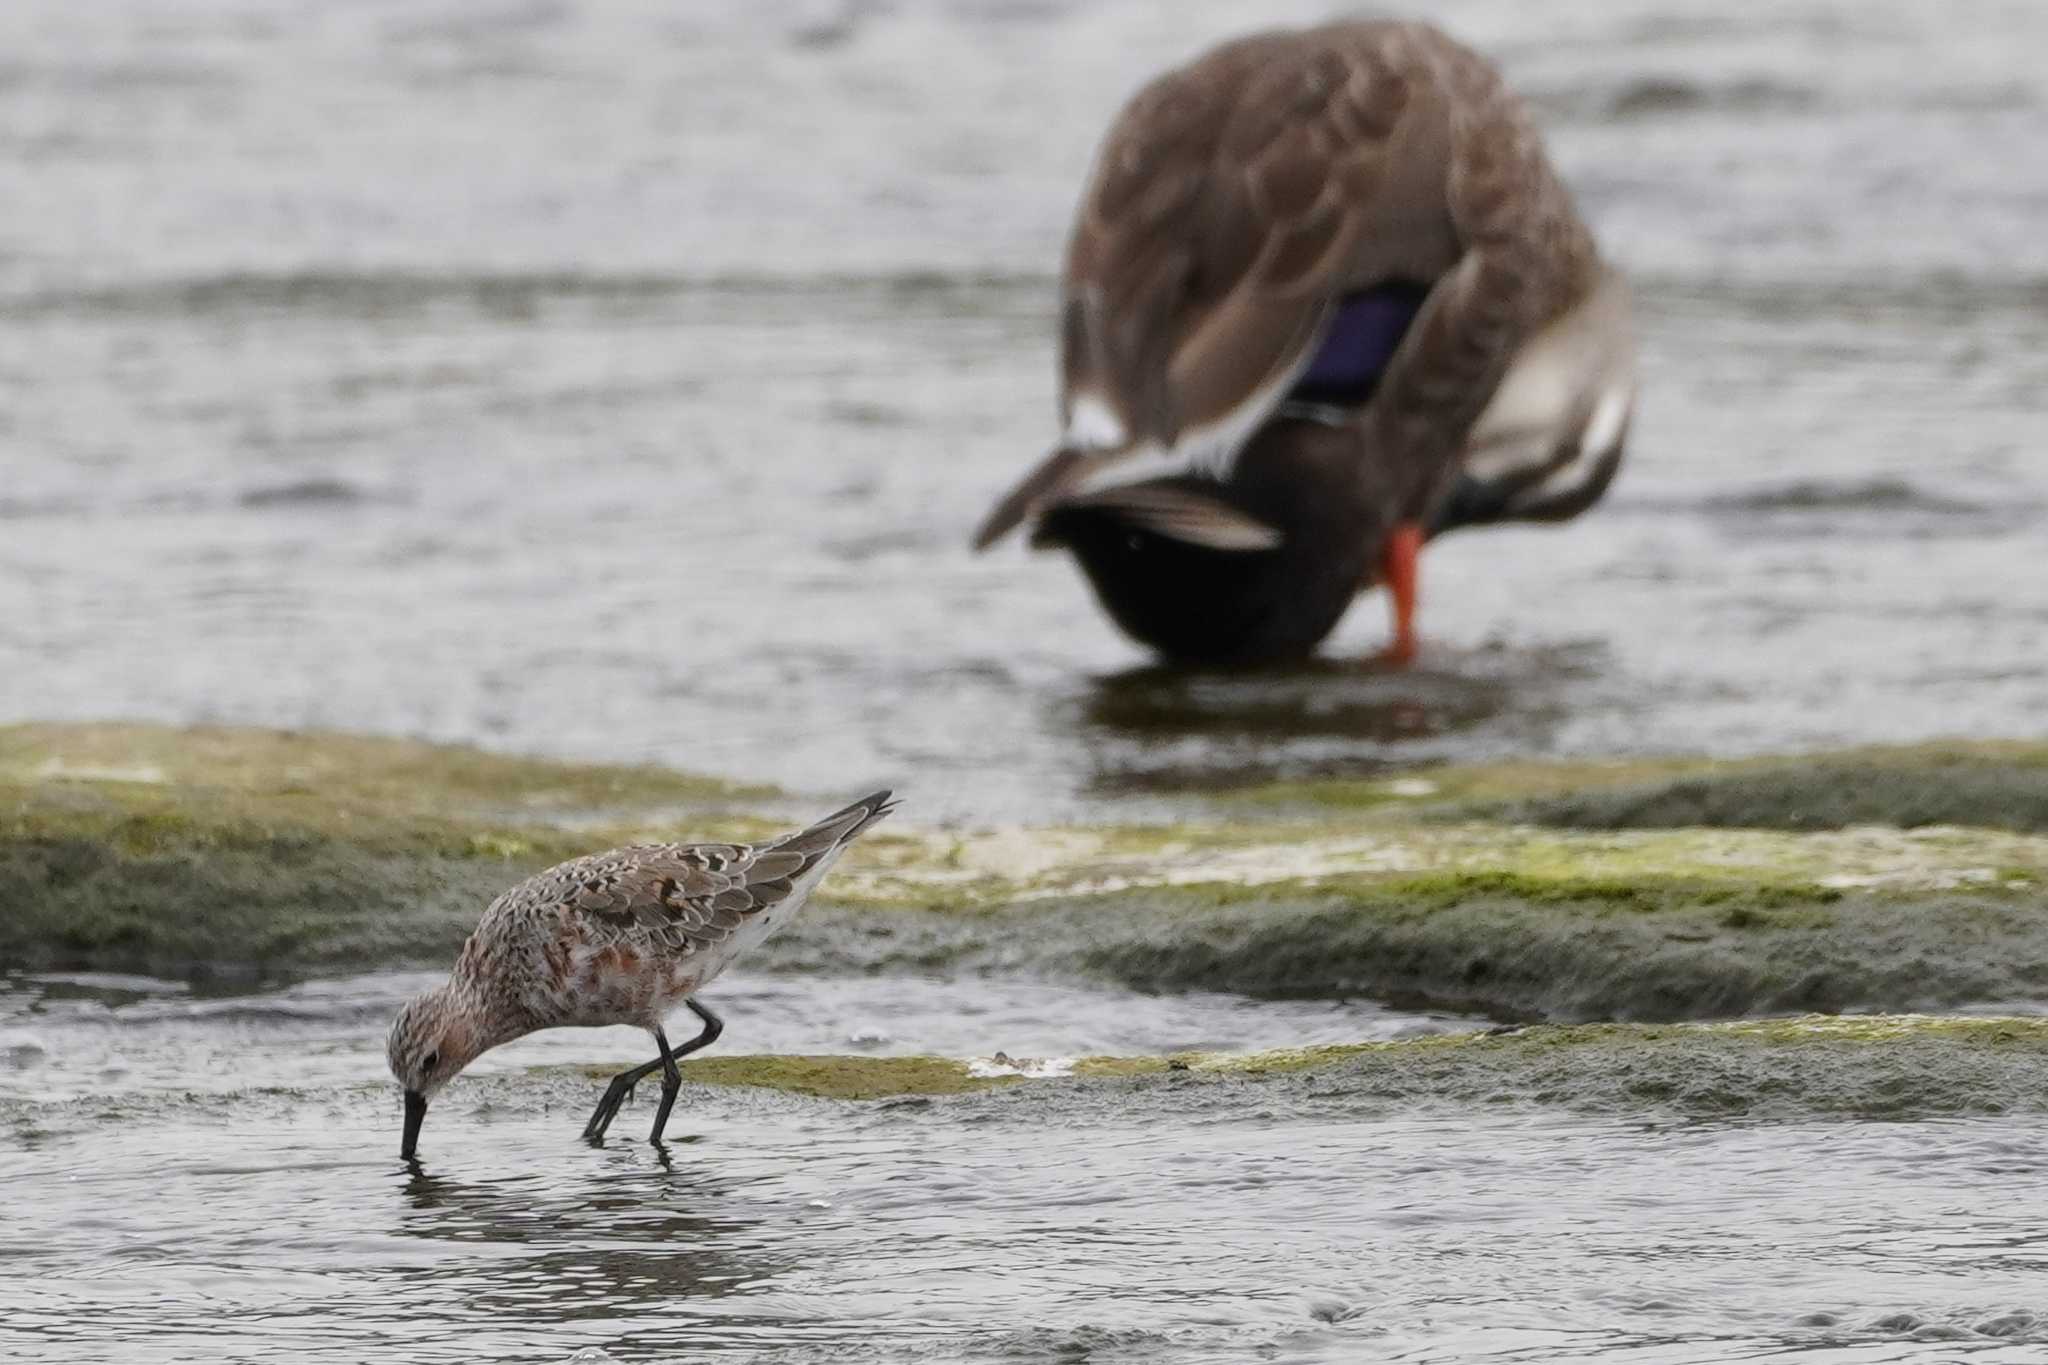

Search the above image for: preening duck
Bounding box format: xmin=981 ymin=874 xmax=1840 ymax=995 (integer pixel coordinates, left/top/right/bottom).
xmin=975 ymin=20 xmax=1635 ymax=665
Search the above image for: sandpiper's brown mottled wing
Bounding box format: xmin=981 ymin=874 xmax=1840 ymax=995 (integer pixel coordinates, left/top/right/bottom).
xmin=540 ymin=790 xmax=894 ymax=957
xmin=973 ymin=20 xmax=1600 ymax=548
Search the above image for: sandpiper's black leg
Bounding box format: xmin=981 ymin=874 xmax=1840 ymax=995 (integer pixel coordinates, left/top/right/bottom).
xmin=647 ymin=1029 xmax=683 ymax=1145
xmin=682 ymin=998 xmax=725 ymax=1053
xmin=648 ymin=999 xmax=725 ymax=1145
xmin=583 ymin=1053 xmax=668 ymax=1143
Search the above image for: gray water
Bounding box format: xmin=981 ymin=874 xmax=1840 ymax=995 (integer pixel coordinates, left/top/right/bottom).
xmin=5 ymin=1 xmax=2048 ymax=1360
xmin=8 ymin=1029 xmax=2048 ymax=1363
xmin=1 ymin=0 xmax=2045 ymax=821
xmin=0 ymin=968 xmax=1468 ymax=1104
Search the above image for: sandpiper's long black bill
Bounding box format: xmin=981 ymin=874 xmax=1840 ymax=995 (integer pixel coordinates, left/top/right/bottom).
xmin=401 ymin=1090 xmax=427 ymax=1159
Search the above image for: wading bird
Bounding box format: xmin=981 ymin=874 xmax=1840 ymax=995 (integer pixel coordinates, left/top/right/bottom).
xmin=974 ymin=20 xmax=1635 ymax=665
xmin=386 ymin=790 xmax=895 ymax=1159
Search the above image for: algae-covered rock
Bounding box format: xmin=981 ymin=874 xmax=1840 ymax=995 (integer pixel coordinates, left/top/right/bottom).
xmin=4 ymin=724 xmax=2046 ymax=1025
xmin=527 ymin=1015 xmax=2048 ymax=1121
xmin=0 ymin=723 xmax=777 ymax=976
xmin=1033 ymin=879 xmax=2048 ymax=1023
xmin=1498 ymin=747 xmax=2048 ymax=834
xmin=1228 ymin=741 xmax=2048 ymax=833
xmin=584 ymin=1052 xmax=1010 ymax=1100
xmin=0 ymin=721 xmax=765 ymax=817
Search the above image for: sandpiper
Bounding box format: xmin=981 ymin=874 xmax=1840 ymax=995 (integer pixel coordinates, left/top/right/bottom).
xmin=386 ymin=790 xmax=895 ymax=1158
xmin=974 ymin=20 xmax=1634 ymax=665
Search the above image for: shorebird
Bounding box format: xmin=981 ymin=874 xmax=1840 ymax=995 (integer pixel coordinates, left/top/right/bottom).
xmin=386 ymin=790 xmax=895 ymax=1159
xmin=974 ymin=20 xmax=1635 ymax=665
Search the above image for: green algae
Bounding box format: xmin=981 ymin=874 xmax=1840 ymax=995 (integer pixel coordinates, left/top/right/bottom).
xmin=7 ymin=724 xmax=2048 ymax=1026
xmin=1 ymin=722 xmax=767 ymax=818
xmin=1225 ymin=755 xmax=1712 ymax=813
xmin=24 ymin=1016 xmax=2048 ymax=1138
xmin=0 ymin=723 xmax=779 ymax=977
xmin=534 ymin=1015 xmax=2048 ymax=1120
xmin=1274 ymin=1015 xmax=2048 ymax=1119
xmin=839 ymin=816 xmax=2048 ymax=917
xmin=1226 ymin=741 xmax=2048 ymax=833
xmin=587 ymin=1053 xmax=1012 ymax=1100
xmin=1498 ymin=749 xmax=2048 ymax=834
xmin=601 ymin=1015 xmax=2048 ymax=1095
xmin=1052 ymin=882 xmax=2047 ymax=1022
xmin=1127 ymin=868 xmax=1847 ymax=914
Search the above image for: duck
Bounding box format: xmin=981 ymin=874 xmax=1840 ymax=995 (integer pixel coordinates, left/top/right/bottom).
xmin=973 ymin=20 xmax=1636 ymax=666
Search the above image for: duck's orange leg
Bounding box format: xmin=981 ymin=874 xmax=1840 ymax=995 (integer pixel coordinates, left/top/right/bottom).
xmin=1373 ymin=521 xmax=1423 ymax=667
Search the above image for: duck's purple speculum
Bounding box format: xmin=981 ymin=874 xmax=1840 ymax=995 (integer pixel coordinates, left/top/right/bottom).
xmin=1290 ymin=281 xmax=1431 ymax=405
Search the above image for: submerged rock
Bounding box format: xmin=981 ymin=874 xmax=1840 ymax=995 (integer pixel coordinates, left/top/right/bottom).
xmin=0 ymin=722 xmax=774 ymax=977
xmin=1223 ymin=739 xmax=2048 ymax=830
xmin=1495 ymin=750 xmax=2048 ymax=834
xmin=515 ymin=1014 xmax=2048 ymax=1121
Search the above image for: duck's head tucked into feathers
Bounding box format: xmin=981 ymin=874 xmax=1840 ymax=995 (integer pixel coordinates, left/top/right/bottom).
xmin=1430 ymin=264 xmax=1636 ymax=535
xmin=1033 ymin=416 xmax=1394 ymax=665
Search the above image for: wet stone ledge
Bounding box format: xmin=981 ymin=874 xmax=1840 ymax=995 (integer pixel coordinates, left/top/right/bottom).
xmin=13 ymin=1016 xmax=2045 ymax=1137
xmin=2 ymin=723 xmax=2045 ymax=1024
xmin=575 ymin=1015 xmax=2048 ymax=1120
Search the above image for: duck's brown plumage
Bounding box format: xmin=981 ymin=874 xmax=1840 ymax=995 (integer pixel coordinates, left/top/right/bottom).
xmin=974 ymin=19 xmax=1614 ymax=552
xmin=1032 ymin=416 xmax=1396 ymax=664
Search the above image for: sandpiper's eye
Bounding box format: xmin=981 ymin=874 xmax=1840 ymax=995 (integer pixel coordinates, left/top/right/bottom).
xmin=421 ymin=1050 xmax=440 ymax=1074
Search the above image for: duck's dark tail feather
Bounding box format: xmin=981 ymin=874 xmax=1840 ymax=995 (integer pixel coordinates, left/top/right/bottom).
xmin=972 ymin=447 xmax=1090 ymax=550
xmin=1036 ymin=482 xmax=1283 ymax=552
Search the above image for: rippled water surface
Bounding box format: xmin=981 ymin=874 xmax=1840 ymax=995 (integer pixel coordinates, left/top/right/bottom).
xmin=5 ymin=1 xmax=2047 ymax=1360
xmin=0 ymin=968 xmax=1471 ymax=1103
xmin=1 ymin=0 xmax=2044 ymax=821
xmin=8 ymin=1066 xmax=2048 ymax=1363
xmin=8 ymin=977 xmax=2048 ymax=1362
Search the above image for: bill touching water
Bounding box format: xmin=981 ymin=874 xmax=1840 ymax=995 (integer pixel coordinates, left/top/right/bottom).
xmin=3 ymin=1 xmax=2048 ymax=1362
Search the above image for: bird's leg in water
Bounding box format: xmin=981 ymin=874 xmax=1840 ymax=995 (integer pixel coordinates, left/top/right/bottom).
xmin=648 ymin=999 xmax=724 ymax=1145
xmin=1373 ymin=521 xmax=1423 ymax=666
xmin=582 ymin=1052 xmax=669 ymax=1144
xmin=584 ymin=999 xmax=726 ymax=1146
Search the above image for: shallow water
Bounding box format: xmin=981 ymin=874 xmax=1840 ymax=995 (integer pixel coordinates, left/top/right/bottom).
xmin=1 ymin=0 xmax=2045 ymax=822
xmin=6 ymin=1080 xmax=2047 ymax=1363
xmin=5 ymin=3 xmax=2047 ymax=1360
xmin=8 ymin=973 xmax=2048 ymax=1363
xmin=0 ymin=968 xmax=1468 ymax=1103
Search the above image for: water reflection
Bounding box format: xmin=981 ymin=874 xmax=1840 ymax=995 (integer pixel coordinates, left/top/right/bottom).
xmin=393 ymin=1153 xmax=792 ymax=1324
xmin=5 ymin=1087 xmax=2048 ymax=1361
xmin=1076 ymin=644 xmax=1596 ymax=795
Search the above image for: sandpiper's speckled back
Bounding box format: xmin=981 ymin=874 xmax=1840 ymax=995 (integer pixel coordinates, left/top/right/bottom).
xmin=445 ymin=791 xmax=894 ymax=1036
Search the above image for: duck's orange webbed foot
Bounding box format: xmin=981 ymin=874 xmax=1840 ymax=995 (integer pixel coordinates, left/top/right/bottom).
xmin=1365 ymin=521 xmax=1424 ymax=668
xmin=1369 ymin=635 xmax=1418 ymax=668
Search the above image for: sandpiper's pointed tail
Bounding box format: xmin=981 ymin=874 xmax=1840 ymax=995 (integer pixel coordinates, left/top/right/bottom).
xmin=771 ymin=789 xmax=896 ymax=857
